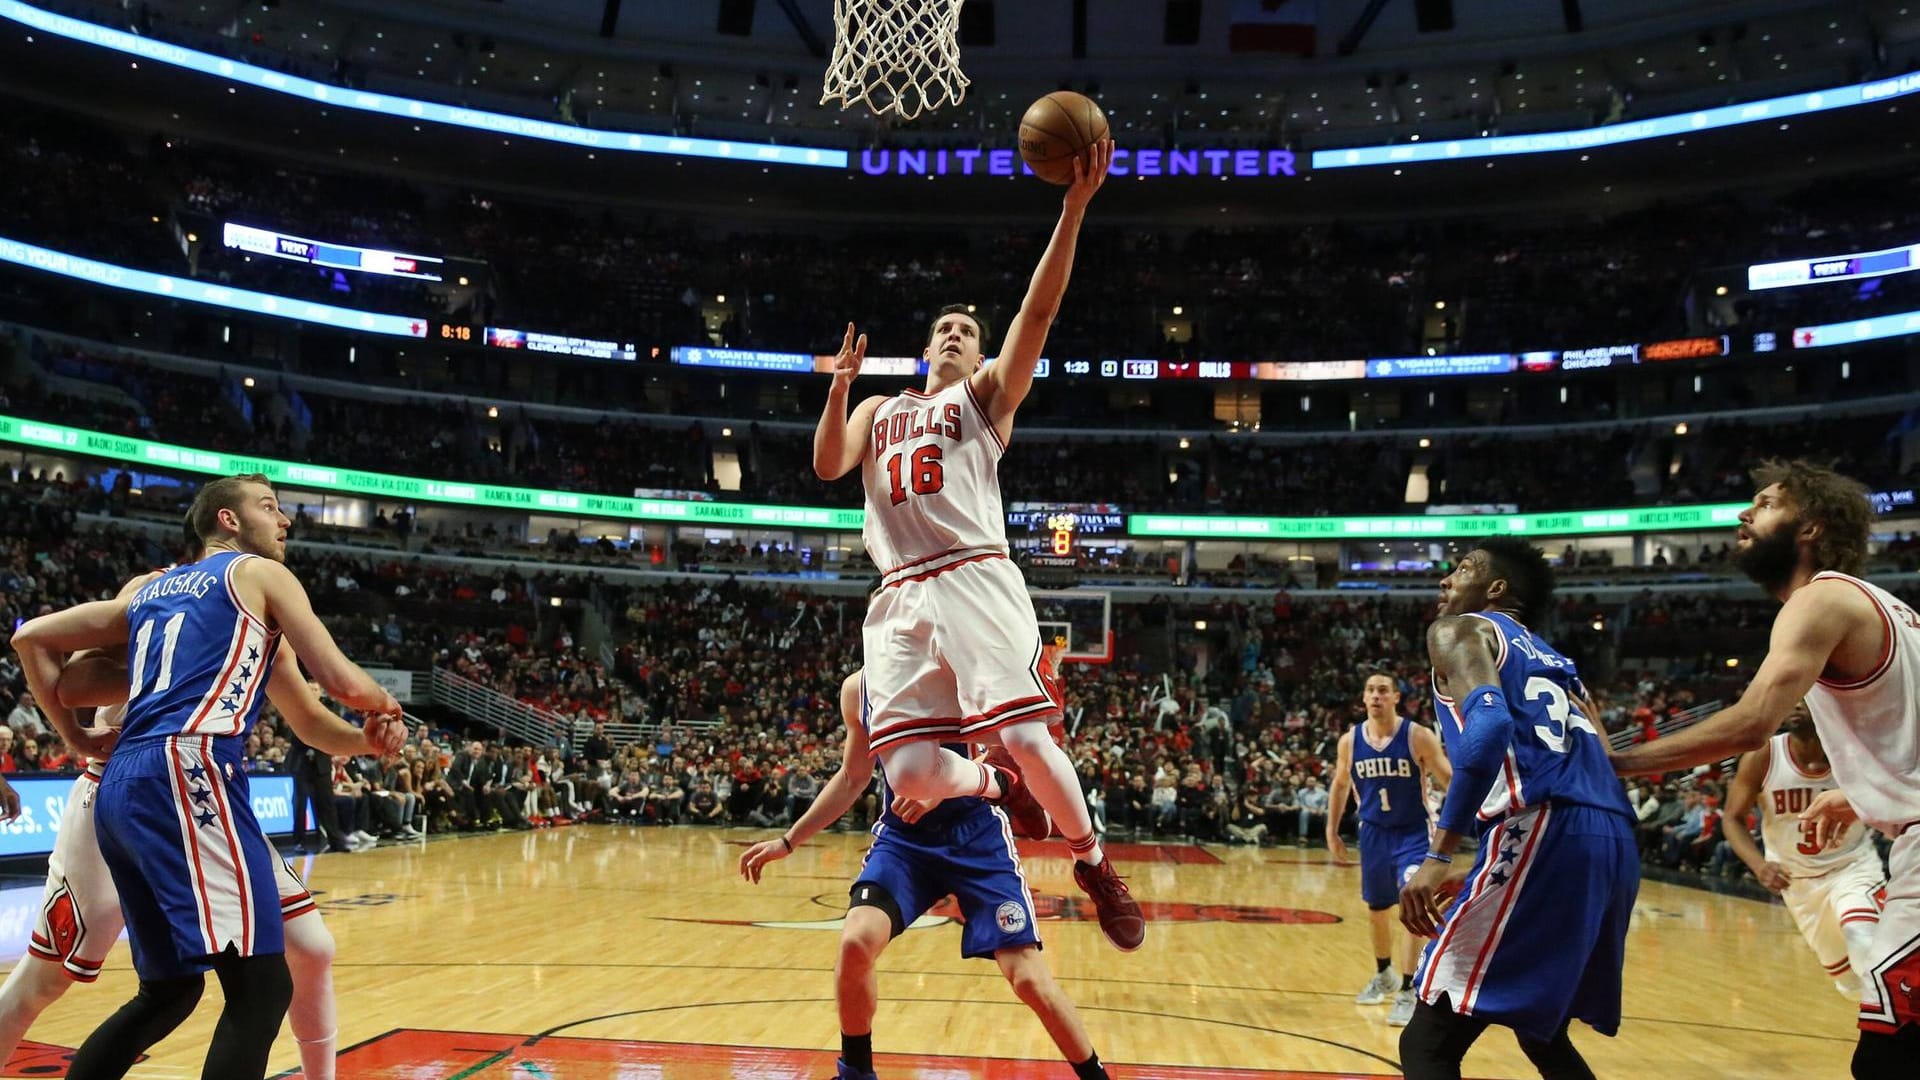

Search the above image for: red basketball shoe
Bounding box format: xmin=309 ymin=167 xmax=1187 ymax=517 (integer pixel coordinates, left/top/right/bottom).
xmin=981 ymin=747 xmax=1052 ymax=840
xmin=1073 ymin=856 xmax=1146 ymax=952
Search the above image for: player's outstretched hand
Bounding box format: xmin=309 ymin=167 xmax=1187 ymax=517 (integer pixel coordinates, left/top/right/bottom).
xmin=739 ymin=837 xmax=791 ymax=884
xmin=1064 ymin=137 xmax=1113 ymax=210
xmin=891 ymin=794 xmax=941 ymax=825
xmin=1399 ymin=858 xmax=1466 ymax=937
xmin=1754 ymin=861 xmax=1792 ymax=894
xmin=364 ymin=713 xmax=408 ymax=758
xmin=0 ymin=776 xmax=19 ymax=822
xmin=831 ymin=322 xmax=867 ymax=391
xmin=1799 ymin=789 xmax=1859 ymax=850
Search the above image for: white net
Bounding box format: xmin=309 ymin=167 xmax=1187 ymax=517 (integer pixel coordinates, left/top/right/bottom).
xmin=821 ymin=0 xmax=970 ymax=121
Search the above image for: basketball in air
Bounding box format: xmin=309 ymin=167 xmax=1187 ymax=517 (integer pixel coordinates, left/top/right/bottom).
xmin=1018 ymin=91 xmax=1109 ymax=185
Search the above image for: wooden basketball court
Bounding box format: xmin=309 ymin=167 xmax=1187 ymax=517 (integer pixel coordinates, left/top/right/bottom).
xmin=2 ymin=826 xmax=1857 ymax=1078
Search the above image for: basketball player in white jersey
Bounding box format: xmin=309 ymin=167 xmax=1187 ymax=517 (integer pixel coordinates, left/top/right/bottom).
xmin=1612 ymin=459 xmax=1918 ymax=1076
xmin=1720 ymin=701 xmax=1886 ymax=998
xmin=811 ymin=139 xmax=1143 ymax=951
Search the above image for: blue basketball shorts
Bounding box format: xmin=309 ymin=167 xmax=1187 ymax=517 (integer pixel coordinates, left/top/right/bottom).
xmin=1414 ymin=802 xmax=1639 ymax=1043
xmin=95 ymin=737 xmax=285 ymax=981
xmin=1359 ymin=820 xmax=1430 ymax=910
xmin=853 ymin=806 xmax=1041 ymax=960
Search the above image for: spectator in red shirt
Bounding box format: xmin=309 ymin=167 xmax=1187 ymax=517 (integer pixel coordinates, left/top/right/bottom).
xmin=0 ymin=727 xmax=17 ymax=773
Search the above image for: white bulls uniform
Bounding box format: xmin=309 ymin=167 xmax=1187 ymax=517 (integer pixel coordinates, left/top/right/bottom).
xmin=1757 ymin=731 xmax=1885 ymax=993
xmin=28 ymin=705 xmax=316 ymax=983
xmin=859 ymin=380 xmax=1053 ymax=751
xmin=1803 ymin=572 xmax=1920 ymax=1033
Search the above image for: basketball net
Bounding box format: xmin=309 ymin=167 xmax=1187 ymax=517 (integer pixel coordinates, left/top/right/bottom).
xmin=820 ymin=0 xmax=969 ymax=120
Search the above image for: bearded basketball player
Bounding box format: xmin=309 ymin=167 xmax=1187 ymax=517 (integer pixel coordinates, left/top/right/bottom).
xmin=1613 ymin=459 xmax=1920 ymax=1078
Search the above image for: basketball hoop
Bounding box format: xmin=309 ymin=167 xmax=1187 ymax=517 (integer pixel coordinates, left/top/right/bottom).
xmin=821 ymin=0 xmax=969 ymax=121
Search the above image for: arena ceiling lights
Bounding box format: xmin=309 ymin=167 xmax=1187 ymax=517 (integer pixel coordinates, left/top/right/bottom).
xmin=0 ymin=234 xmax=429 ymax=338
xmin=1313 ymin=71 xmax=1920 ymax=170
xmin=0 ymin=0 xmax=846 ymax=170
xmin=8 ymin=0 xmax=1917 ymax=177
xmin=0 ymin=412 xmax=1754 ymax=541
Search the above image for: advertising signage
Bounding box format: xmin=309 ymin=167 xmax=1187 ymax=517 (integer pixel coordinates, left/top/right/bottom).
xmin=1129 ymin=504 xmax=1748 ymax=541
xmin=3 ymin=414 xmax=1756 ymax=542
xmin=0 ymin=415 xmax=862 ymax=530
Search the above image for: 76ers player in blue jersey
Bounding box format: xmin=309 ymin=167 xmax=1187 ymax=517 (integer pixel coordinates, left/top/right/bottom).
xmin=1398 ymin=538 xmax=1638 ymax=1080
xmin=10 ymin=474 xmax=401 ymax=1080
xmin=740 ymin=672 xmax=1113 ymax=1080
xmin=1326 ymin=672 xmax=1451 ymax=1027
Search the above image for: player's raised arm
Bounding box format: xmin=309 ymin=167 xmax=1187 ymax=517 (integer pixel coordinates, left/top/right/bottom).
xmin=741 ymin=673 xmax=878 ymax=883
xmin=236 ymin=557 xmax=397 ymax=717
xmin=1423 ymin=617 xmax=1506 ymax=846
xmin=1720 ymin=741 xmax=1790 ymax=893
xmin=264 ymin=641 xmax=405 ymax=758
xmin=813 ymin=323 xmax=887 ymax=481
xmin=972 ymin=138 xmax=1112 ymax=428
xmin=1611 ymin=579 xmax=1861 ymax=776
xmin=1325 ymin=729 xmax=1356 ymax=863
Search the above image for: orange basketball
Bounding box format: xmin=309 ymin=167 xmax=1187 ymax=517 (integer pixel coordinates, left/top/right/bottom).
xmin=1018 ymin=91 xmax=1108 ymax=185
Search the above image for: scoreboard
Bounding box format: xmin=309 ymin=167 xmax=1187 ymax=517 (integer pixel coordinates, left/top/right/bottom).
xmin=1006 ymin=503 xmax=1125 ymax=557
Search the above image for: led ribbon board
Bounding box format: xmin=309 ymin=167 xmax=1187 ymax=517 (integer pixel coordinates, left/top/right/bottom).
xmin=223 ymin=223 xmax=444 ymax=281
xmin=1791 ymin=307 xmax=1920 ymax=349
xmin=4 ymin=414 xmax=1754 ymax=540
xmin=1130 ymin=504 xmax=1748 ymax=540
xmin=0 ymin=0 xmax=846 ymax=169
xmin=0 ymin=234 xmax=428 ymax=337
xmin=0 ymin=414 xmax=861 ymax=529
xmin=1749 ymin=241 xmax=1920 ymax=291
xmin=1313 ymin=72 xmax=1920 ymax=170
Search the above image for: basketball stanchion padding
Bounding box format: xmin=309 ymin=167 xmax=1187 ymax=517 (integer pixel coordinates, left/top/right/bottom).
xmin=821 ymin=0 xmax=969 ymax=120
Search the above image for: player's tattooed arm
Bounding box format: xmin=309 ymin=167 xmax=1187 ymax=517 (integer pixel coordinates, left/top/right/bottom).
xmin=1422 ymin=616 xmax=1507 ymax=853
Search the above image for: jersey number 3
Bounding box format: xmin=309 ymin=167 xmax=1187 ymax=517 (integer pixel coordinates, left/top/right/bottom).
xmin=1795 ymin=818 xmax=1824 ymax=856
xmin=885 ymin=446 xmax=945 ymax=506
xmin=1525 ymin=676 xmax=1599 ymax=754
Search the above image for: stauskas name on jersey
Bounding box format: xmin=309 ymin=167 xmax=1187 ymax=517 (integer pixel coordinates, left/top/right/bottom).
xmin=872 ymin=402 xmax=964 ymax=458
xmin=128 ymin=569 xmax=218 ymax=613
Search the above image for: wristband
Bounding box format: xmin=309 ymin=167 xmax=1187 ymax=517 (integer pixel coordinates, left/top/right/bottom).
xmin=1424 ymin=851 xmax=1452 ymax=864
xmin=779 ymin=835 xmax=793 ymax=853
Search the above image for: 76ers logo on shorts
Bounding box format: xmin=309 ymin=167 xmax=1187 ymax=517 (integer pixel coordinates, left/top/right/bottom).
xmin=995 ymin=901 xmax=1029 ymax=935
